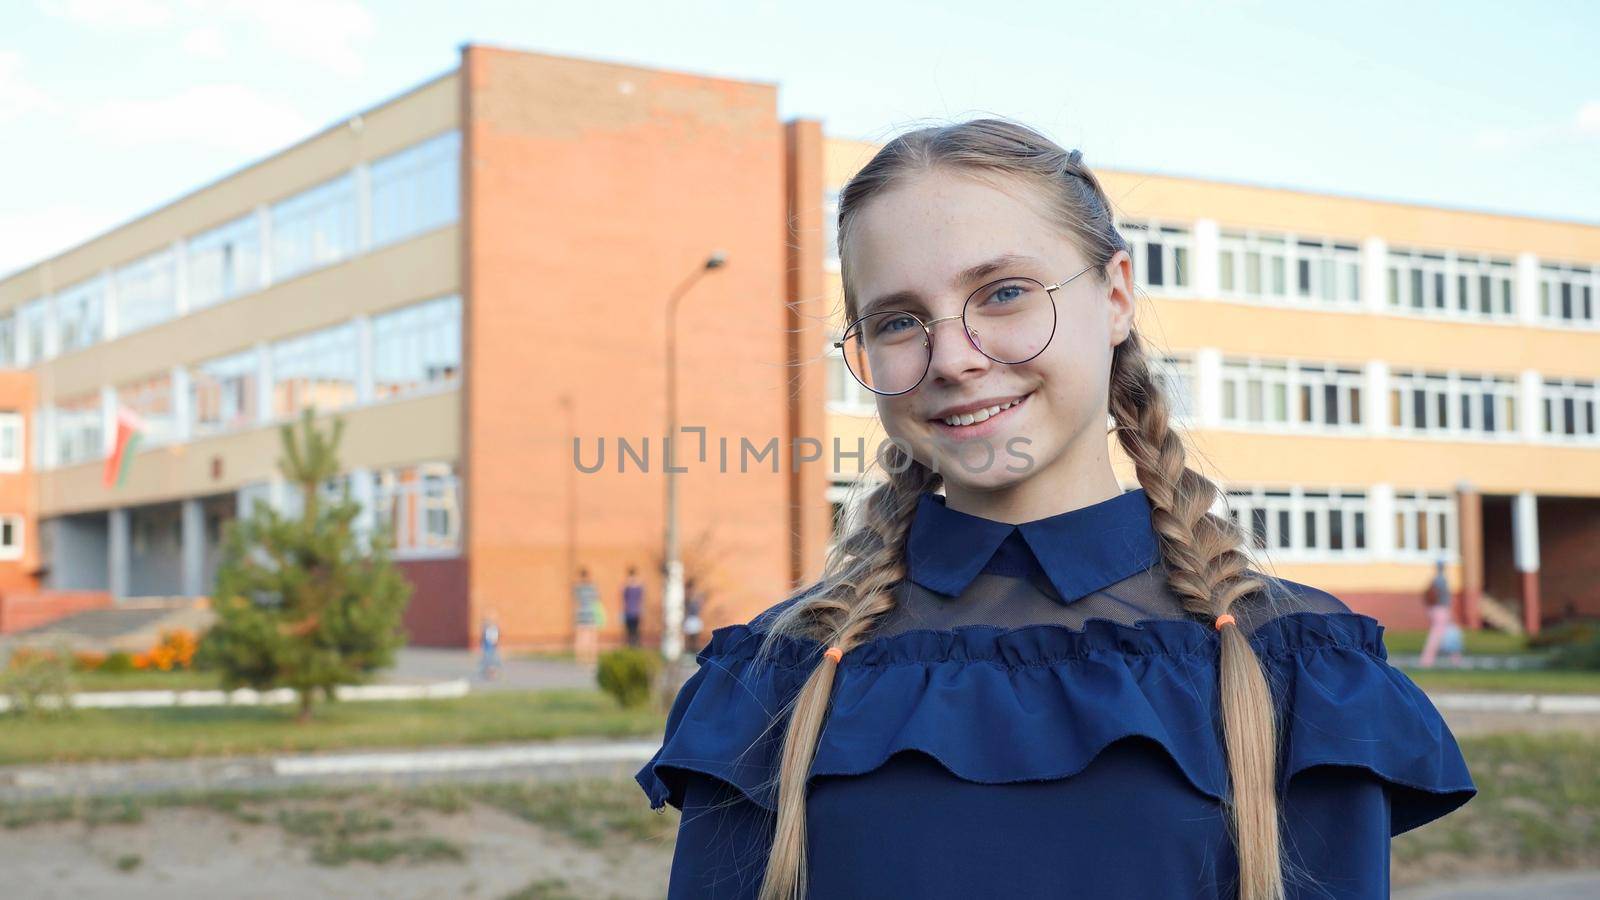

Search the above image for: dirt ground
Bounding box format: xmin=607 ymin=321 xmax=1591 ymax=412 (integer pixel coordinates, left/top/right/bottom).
xmin=0 ymin=796 xmax=675 ymax=900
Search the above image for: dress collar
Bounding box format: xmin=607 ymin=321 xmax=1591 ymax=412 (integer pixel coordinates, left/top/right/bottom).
xmin=905 ymin=487 xmax=1162 ymax=605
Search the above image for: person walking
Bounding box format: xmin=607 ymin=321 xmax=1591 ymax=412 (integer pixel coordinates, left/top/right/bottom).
xmin=623 ymin=565 xmax=646 ymax=648
xmin=573 ymin=567 xmax=602 ymax=669
xmin=1420 ymin=558 xmax=1456 ymax=668
xmin=477 ymin=608 xmax=503 ymax=682
xmin=682 ymin=575 xmax=706 ymax=656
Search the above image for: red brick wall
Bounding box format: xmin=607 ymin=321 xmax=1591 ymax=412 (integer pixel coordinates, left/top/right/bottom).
xmin=460 ymin=46 xmax=823 ymax=648
xmin=0 ymin=590 xmax=112 ymax=634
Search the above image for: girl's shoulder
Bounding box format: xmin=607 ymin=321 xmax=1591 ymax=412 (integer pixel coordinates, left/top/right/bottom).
xmin=637 ymin=571 xmax=1475 ymax=835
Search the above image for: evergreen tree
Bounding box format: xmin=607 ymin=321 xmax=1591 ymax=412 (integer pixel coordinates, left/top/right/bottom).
xmin=201 ymin=407 xmax=413 ymax=722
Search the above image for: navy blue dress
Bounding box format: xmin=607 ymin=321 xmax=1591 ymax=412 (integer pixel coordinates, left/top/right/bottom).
xmin=636 ymin=487 xmax=1476 ymax=898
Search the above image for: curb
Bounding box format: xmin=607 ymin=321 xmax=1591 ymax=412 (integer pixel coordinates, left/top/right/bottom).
xmin=0 ymin=678 xmax=470 ymax=713
xmin=1428 ymin=692 xmax=1600 ymax=714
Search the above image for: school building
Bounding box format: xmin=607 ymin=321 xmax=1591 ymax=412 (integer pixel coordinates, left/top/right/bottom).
xmin=0 ymin=45 xmax=1593 ymax=647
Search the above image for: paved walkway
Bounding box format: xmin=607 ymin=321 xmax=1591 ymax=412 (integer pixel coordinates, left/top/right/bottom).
xmin=1395 ymin=869 xmax=1600 ymax=898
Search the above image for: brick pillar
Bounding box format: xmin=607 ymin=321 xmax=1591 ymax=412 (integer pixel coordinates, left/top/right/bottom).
xmin=1455 ymin=482 xmax=1482 ymax=630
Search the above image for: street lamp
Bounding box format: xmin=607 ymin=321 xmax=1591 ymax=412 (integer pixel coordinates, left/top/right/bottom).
xmin=663 ymin=251 xmax=727 ymax=662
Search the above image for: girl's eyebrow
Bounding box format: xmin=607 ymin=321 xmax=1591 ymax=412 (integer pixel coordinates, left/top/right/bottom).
xmin=858 ymin=253 xmax=1042 ymax=318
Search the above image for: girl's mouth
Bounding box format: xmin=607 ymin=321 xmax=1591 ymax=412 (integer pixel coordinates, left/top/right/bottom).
xmin=928 ymin=391 xmax=1032 ymax=441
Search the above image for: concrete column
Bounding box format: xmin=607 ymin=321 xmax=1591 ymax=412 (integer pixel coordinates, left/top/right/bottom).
xmin=102 ymin=267 xmax=119 ymax=341
xmin=1513 ymin=490 xmax=1541 ymax=635
xmin=172 ymin=238 xmax=189 ymax=316
xmin=180 ymin=497 xmax=204 ymax=597
xmin=1194 ymin=347 xmax=1223 ymax=429
xmin=256 ymin=342 xmax=274 ymax=424
xmin=355 ymin=314 xmax=374 ymax=404
xmin=108 ymin=507 xmax=129 ymax=601
xmin=100 ymin=385 xmax=117 ymax=456
xmin=1515 ymin=252 xmax=1540 ymax=324
xmin=1369 ymin=483 xmax=1396 ymax=560
xmin=1364 ymin=360 xmax=1389 ymax=435
xmin=349 ymin=467 xmax=376 ymax=552
xmin=355 ymin=163 xmax=373 ymax=251
xmin=1362 ymin=236 xmax=1388 ymax=314
xmin=171 ymin=365 xmax=191 ymax=443
xmin=1519 ymin=369 xmax=1543 ymax=443
xmin=1192 ymin=218 xmax=1219 ymax=296
xmin=1455 ymin=481 xmax=1482 ymax=631
xmin=257 ymin=206 xmax=273 ymax=288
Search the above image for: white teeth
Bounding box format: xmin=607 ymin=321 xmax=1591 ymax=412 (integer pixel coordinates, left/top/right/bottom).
xmin=941 ymin=395 xmax=1026 ymax=426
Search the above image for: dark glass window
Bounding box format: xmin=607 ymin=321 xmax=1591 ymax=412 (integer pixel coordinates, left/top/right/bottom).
xmin=1329 ymin=510 xmax=1344 ymax=550
xmin=1147 ymin=242 xmax=1164 ymax=286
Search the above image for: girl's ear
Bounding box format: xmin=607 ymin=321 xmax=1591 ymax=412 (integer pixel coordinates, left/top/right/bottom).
xmin=1104 ymin=249 xmax=1136 ymax=346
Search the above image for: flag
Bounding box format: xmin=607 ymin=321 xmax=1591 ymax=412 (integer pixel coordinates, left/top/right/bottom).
xmin=102 ymin=406 xmax=144 ymax=489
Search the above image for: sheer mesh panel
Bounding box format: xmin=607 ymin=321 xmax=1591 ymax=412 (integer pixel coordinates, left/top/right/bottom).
xmin=870 ymin=565 xmax=1352 ymax=640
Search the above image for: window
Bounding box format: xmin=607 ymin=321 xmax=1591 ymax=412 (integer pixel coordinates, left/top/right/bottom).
xmin=188 ymin=213 xmax=262 ymax=309
xmin=1121 ymin=220 xmax=1191 ymax=291
xmin=1221 ymin=487 xmax=1367 ymax=560
xmin=374 ymin=461 xmax=460 ymax=556
xmin=0 ymin=411 xmax=22 ymax=472
xmin=1539 ymin=263 xmax=1598 ymax=327
xmin=1394 ymin=491 xmax=1455 ymax=559
xmin=16 ymin=297 xmax=52 ymax=365
xmin=1389 ymin=369 xmax=1517 ymax=437
xmin=270 ymin=173 xmax=358 ymax=282
xmin=826 ymin=343 xmax=876 ymax=413
xmin=370 ymin=131 xmax=460 ymax=248
xmin=1219 ymin=231 xmax=1359 ymax=305
xmin=192 ymin=349 xmax=260 ymax=436
xmin=117 ymin=372 xmax=177 ymax=448
xmin=1221 ymin=360 xmax=1291 ymax=425
xmin=1542 ymin=378 xmax=1599 ymax=441
xmin=0 ymin=514 xmax=21 ymax=561
xmin=822 ymin=187 xmax=841 ymax=269
xmin=54 ymin=392 xmax=103 ymax=466
xmin=1389 ymin=247 xmax=1516 ymax=321
xmin=114 ymin=247 xmax=178 ymax=335
xmin=371 ymin=294 xmax=461 ymax=399
xmin=1151 ymin=354 xmax=1196 ymax=425
xmin=271 ymin=322 xmax=359 ymax=418
xmin=0 ymin=314 xmax=15 ymax=368
xmin=55 ymin=276 xmax=106 ymax=353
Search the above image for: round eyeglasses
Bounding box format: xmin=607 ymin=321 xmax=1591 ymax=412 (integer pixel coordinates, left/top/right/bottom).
xmin=834 ymin=264 xmax=1096 ymax=396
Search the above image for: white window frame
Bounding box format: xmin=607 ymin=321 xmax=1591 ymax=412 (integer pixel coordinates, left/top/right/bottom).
xmin=1393 ymin=490 xmax=1457 ymax=561
xmin=0 ymin=412 xmax=23 ymax=472
xmin=825 ymin=342 xmax=877 ymax=416
xmin=1541 ymin=377 xmax=1599 ymax=442
xmin=1120 ymin=219 xmax=1193 ymax=295
xmin=1389 ymin=368 xmax=1518 ymax=440
xmin=1219 ymin=486 xmax=1370 ymax=562
xmin=1538 ymin=262 xmax=1599 ymax=329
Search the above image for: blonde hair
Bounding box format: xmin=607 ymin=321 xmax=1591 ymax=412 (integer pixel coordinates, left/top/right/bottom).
xmin=754 ymin=118 xmax=1299 ymax=900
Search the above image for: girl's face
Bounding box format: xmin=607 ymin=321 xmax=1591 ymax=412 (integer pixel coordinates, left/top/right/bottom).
xmin=845 ymin=169 xmax=1135 ymax=503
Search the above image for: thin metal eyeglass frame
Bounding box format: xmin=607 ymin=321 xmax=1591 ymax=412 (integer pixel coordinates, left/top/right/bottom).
xmin=833 ymin=263 xmax=1097 ymax=396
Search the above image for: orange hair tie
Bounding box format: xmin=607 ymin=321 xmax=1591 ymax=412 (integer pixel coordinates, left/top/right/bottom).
xmin=1214 ymin=614 xmax=1237 ymax=631
xmin=823 ymin=646 xmax=843 ymax=663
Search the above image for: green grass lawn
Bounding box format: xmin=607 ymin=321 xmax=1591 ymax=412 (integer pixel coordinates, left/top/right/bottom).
xmin=1393 ymin=732 xmax=1600 ymax=877
xmin=1400 ymin=667 xmax=1600 ymax=695
xmin=0 ymin=689 xmax=667 ymax=767
xmin=65 ymin=669 xmax=224 ymax=693
xmin=1383 ymin=628 xmax=1531 ymax=656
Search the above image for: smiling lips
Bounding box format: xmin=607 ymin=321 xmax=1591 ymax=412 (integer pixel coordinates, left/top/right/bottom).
xmin=936 ymin=396 xmax=1025 ymax=426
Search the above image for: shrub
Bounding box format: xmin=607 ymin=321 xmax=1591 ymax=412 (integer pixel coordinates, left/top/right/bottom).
xmin=99 ymin=651 xmax=136 ymax=674
xmin=596 ymin=647 xmax=662 ymax=708
xmin=1 ymin=643 xmax=75 ymax=717
xmin=71 ymin=651 xmax=107 ymax=672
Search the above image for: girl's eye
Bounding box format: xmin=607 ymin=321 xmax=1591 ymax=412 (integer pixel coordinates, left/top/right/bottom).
xmin=874 ymin=314 xmax=918 ymax=337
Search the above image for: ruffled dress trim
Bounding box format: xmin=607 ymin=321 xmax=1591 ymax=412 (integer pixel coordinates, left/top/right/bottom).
xmin=635 ymin=611 xmax=1475 ymax=836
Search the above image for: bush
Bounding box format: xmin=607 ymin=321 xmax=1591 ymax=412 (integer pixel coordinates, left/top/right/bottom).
xmin=71 ymin=651 xmax=107 ymax=672
xmin=596 ymin=647 xmax=662 ymax=708
xmin=2 ymin=643 xmax=75 ymax=717
xmin=1527 ymin=619 xmax=1600 ymax=651
xmin=1547 ymin=632 xmax=1600 ymax=671
xmin=99 ymin=651 xmax=136 ymax=674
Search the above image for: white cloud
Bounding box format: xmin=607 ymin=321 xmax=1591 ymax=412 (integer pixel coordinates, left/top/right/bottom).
xmin=35 ymin=0 xmax=175 ymax=28
xmin=0 ymin=203 xmax=124 ymax=280
xmin=79 ymin=83 xmax=312 ymax=155
xmin=181 ymin=25 xmax=227 ymax=60
xmin=0 ymin=51 xmax=55 ymax=122
xmin=35 ymin=0 xmax=375 ymax=74
xmin=1474 ymin=100 xmax=1600 ymax=153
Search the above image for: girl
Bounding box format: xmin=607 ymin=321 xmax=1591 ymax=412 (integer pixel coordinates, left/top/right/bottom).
xmin=637 ymin=118 xmax=1475 ymax=899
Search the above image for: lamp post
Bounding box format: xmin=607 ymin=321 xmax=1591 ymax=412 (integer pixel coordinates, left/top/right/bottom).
xmin=663 ymin=251 xmax=727 ymax=662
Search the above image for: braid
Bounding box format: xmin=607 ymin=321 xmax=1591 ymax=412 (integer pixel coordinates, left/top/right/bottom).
xmin=1110 ymin=330 xmax=1291 ymax=900
xmin=753 ymin=444 xmax=941 ymax=900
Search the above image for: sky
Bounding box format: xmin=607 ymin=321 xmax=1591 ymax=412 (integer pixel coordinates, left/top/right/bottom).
xmin=1 ymin=0 xmax=1596 ymax=278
